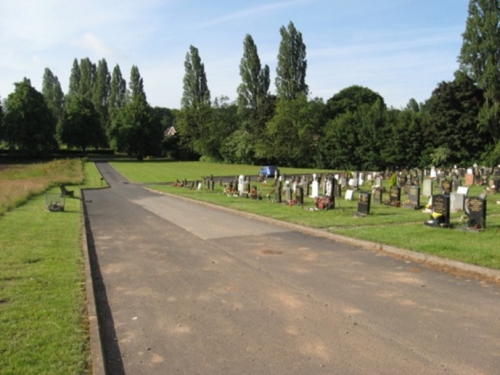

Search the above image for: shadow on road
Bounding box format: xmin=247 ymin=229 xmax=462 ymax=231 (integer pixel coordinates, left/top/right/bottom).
xmin=83 ymin=190 xmax=125 ymax=375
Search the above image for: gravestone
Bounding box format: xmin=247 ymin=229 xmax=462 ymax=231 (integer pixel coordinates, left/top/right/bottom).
xmin=450 ymin=192 xmax=465 ymax=213
xmin=389 ymin=186 xmax=401 ymax=206
xmin=325 ymin=177 xmax=335 ymax=200
xmin=423 ymin=179 xmax=433 ymax=197
xmin=334 ymin=183 xmax=342 ymax=198
xmin=408 ymin=185 xmax=421 ymax=208
xmin=275 ymin=181 xmax=282 ymax=203
xmin=357 ymin=192 xmax=371 ymax=216
xmin=466 ymin=196 xmax=487 ymax=229
xmin=250 ymin=185 xmax=258 ymax=199
xmin=457 ymin=186 xmax=469 ymax=196
xmin=295 ymin=186 xmax=304 ymax=205
xmin=238 ymin=175 xmax=245 ymax=195
xmin=441 ymin=180 xmax=452 ymax=195
xmin=375 ymin=177 xmax=382 ymax=187
xmin=428 ymin=194 xmax=450 ymax=227
xmin=302 ymin=182 xmax=310 ymax=197
xmin=465 ymin=172 xmax=474 ymax=186
xmin=372 ymin=187 xmax=382 ymax=204
xmin=351 ymin=172 xmax=359 ymax=190
xmin=345 ymin=189 xmax=354 ymax=201
xmin=340 ymin=177 xmax=347 ymax=188
xmin=311 ymin=179 xmax=319 ymax=198
xmin=285 ymin=187 xmax=292 ymax=202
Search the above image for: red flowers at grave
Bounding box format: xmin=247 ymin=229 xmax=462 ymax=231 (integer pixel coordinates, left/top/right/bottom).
xmin=315 ymin=196 xmax=334 ymax=210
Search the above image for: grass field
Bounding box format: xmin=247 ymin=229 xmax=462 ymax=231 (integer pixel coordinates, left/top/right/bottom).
xmin=111 ymin=160 xmax=500 ymax=270
xmin=0 ymin=160 xmax=104 ymax=375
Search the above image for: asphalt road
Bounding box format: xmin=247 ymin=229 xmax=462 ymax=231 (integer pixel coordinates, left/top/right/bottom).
xmin=84 ymin=162 xmax=500 ymax=375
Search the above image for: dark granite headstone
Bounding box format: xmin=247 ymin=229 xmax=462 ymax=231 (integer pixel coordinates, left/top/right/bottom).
xmin=357 ymin=192 xmax=371 ymax=216
xmin=466 ymin=196 xmax=487 ymax=229
xmin=408 ymin=185 xmax=421 ymax=208
xmin=275 ymin=182 xmax=282 ymax=203
xmin=441 ymin=180 xmax=452 ymax=195
xmin=431 ymin=194 xmax=450 ymax=227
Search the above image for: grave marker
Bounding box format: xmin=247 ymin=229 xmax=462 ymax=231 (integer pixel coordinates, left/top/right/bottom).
xmin=345 ymin=189 xmax=354 ymax=201
xmin=357 ymin=192 xmax=371 ymax=216
xmin=450 ymin=192 xmax=465 ymax=213
xmin=372 ymin=187 xmax=382 ymax=204
xmin=426 ymin=194 xmax=450 ymax=227
xmin=466 ymin=196 xmax=487 ymax=230
xmin=408 ymin=185 xmax=421 ymax=208
xmin=389 ymin=186 xmax=401 ymax=206
xmin=441 ymin=180 xmax=452 ymax=195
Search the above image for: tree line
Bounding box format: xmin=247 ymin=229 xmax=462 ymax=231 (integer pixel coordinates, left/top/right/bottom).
xmin=1 ymin=2 xmax=500 ymax=170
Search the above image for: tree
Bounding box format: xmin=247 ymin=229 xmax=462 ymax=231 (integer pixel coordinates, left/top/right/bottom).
xmin=2 ymin=78 xmax=58 ymax=155
xmin=325 ymin=85 xmax=385 ymax=120
xmin=68 ymin=58 xmax=81 ymax=97
xmin=108 ymin=66 xmax=162 ymax=159
xmin=108 ymin=64 xmax=127 ymax=122
xmin=42 ymin=68 xmax=65 ymax=129
xmin=129 ymin=65 xmax=147 ymax=103
xmin=92 ymin=59 xmax=111 ymax=131
xmin=237 ymin=34 xmax=270 ymax=113
xmin=275 ymin=21 xmax=308 ymax=100
xmin=426 ymin=71 xmax=486 ymax=165
xmin=58 ymin=96 xmax=104 ymax=152
xmin=459 ymin=0 xmax=500 ymax=141
xmin=181 ymin=45 xmax=210 ymax=109
xmin=236 ymin=34 xmax=271 ymax=163
xmin=79 ymin=58 xmax=96 ymax=100
xmin=178 ymin=45 xmax=212 ymax=156
xmin=260 ymin=95 xmax=323 ymax=167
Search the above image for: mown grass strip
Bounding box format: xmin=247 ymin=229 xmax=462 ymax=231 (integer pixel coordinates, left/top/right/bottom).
xmin=0 ymin=160 xmax=104 ymax=375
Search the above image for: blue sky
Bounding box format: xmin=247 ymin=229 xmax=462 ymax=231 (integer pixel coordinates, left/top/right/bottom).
xmin=0 ymin=0 xmax=469 ymax=109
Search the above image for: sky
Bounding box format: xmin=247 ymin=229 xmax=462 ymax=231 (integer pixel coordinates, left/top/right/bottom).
xmin=0 ymin=0 xmax=470 ymax=109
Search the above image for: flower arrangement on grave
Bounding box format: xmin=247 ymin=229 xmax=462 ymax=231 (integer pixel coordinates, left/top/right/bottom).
xmin=315 ymin=196 xmax=334 ymax=210
xmin=224 ymin=186 xmax=236 ymax=196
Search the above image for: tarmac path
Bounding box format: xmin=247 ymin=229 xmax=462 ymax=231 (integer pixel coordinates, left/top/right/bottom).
xmin=84 ymin=162 xmax=500 ymax=375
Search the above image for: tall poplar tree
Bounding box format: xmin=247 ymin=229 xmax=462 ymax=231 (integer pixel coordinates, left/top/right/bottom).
xmin=237 ymin=34 xmax=270 ymax=113
xmin=129 ymin=65 xmax=147 ymax=103
xmin=42 ymin=68 xmax=65 ymax=128
xmin=92 ymin=59 xmax=111 ymax=128
xmin=275 ymin=21 xmax=308 ymax=100
xmin=108 ymin=64 xmax=127 ymax=122
xmin=79 ymin=58 xmax=96 ymax=100
xmin=178 ymin=45 xmax=212 ymax=156
xmin=235 ymin=34 xmax=271 ymax=163
xmin=181 ymin=45 xmax=210 ymax=109
xmin=68 ymin=58 xmax=81 ymax=97
xmin=459 ymin=0 xmax=500 ymax=141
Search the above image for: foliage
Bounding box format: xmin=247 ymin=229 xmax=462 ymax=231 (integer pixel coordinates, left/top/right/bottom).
xmin=426 ymin=71 xmax=486 ymax=165
xmin=275 ymin=21 xmax=308 ymax=100
xmin=182 ymin=45 xmax=210 ymax=110
xmin=42 ymin=68 xmax=65 ymax=130
xmin=108 ymin=64 xmax=127 ymax=123
xmin=459 ymin=0 xmax=500 ymax=141
xmin=92 ymin=59 xmax=111 ymax=137
xmin=2 ymin=78 xmax=58 ymax=156
xmin=325 ymin=85 xmax=385 ymax=120
xmin=58 ymin=95 xmax=105 ymax=151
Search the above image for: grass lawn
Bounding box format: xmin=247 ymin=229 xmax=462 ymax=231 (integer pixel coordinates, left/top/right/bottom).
xmin=111 ymin=160 xmax=500 ymax=270
xmin=0 ymin=160 xmax=104 ymax=375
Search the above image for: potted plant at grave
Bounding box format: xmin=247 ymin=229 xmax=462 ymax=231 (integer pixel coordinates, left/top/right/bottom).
xmin=389 ymin=173 xmax=397 ymax=187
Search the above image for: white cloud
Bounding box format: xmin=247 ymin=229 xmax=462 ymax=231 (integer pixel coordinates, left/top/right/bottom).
xmin=70 ymin=33 xmax=112 ymax=56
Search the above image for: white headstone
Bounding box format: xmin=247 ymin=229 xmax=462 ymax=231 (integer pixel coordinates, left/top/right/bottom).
xmin=457 ymin=186 xmax=469 ymax=196
xmin=450 ymin=193 xmax=465 ymax=213
xmin=430 ymin=167 xmax=437 ymax=178
xmin=238 ymin=175 xmax=245 ymax=194
xmin=311 ymin=180 xmax=319 ymax=198
xmin=423 ymin=179 xmax=433 ymax=197
xmin=345 ymin=189 xmax=354 ymax=201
